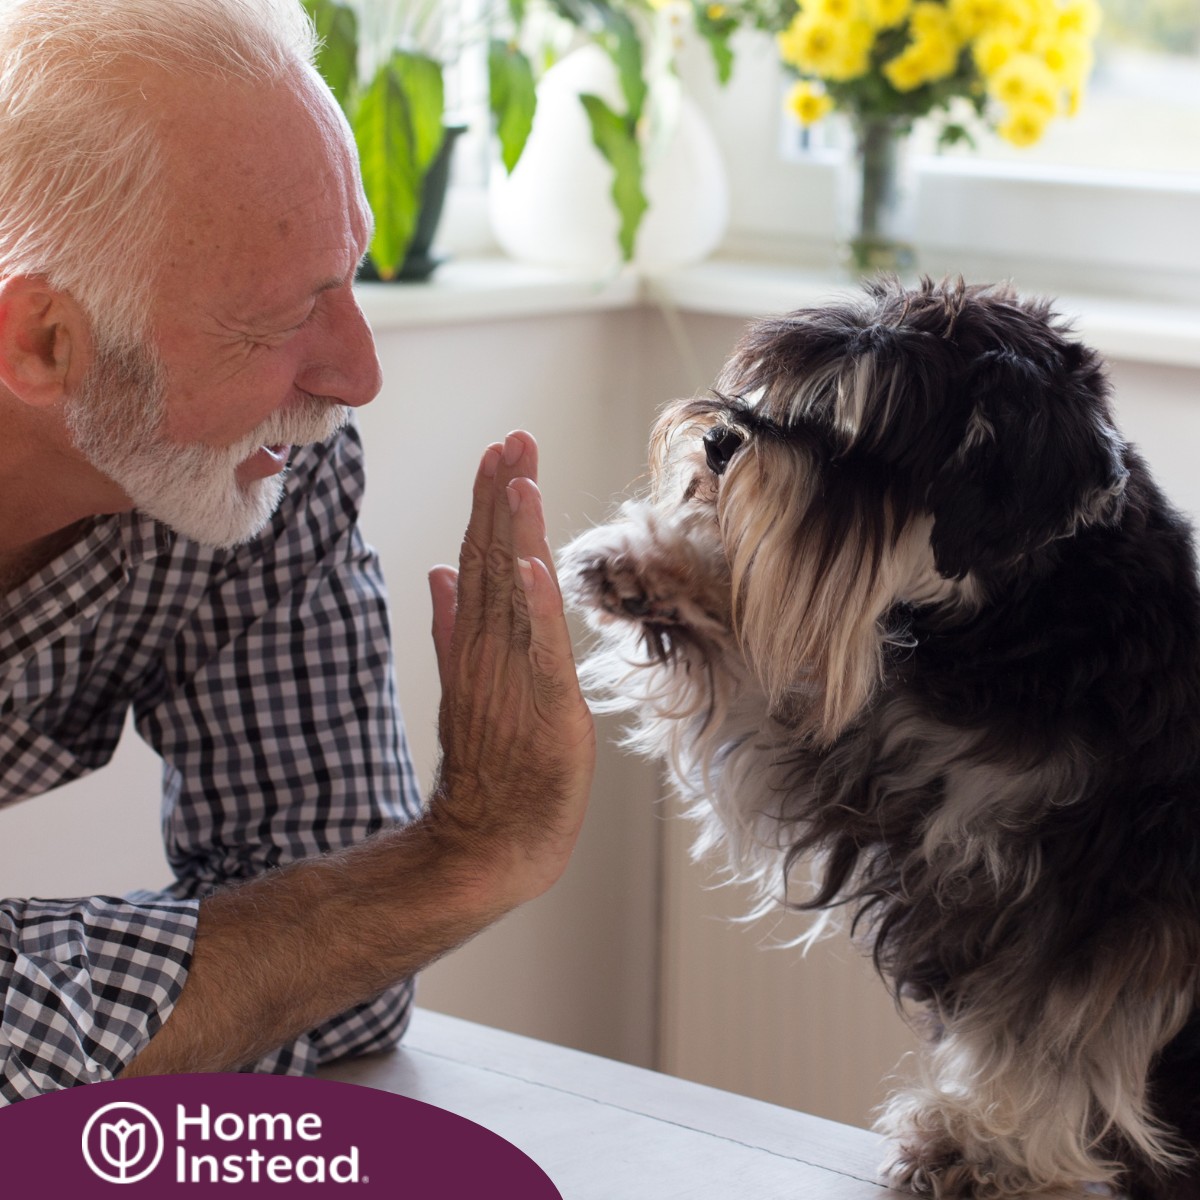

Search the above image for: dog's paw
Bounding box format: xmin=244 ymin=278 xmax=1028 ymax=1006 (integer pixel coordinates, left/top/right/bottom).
xmin=575 ymin=551 xmax=683 ymax=626
xmin=560 ymin=502 xmax=733 ymax=643
xmin=880 ymin=1137 xmax=967 ymax=1196
xmin=881 ymin=1141 xmax=1106 ymax=1199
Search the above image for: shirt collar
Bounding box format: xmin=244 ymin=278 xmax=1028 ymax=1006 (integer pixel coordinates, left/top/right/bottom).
xmin=0 ymin=510 xmax=176 ymax=668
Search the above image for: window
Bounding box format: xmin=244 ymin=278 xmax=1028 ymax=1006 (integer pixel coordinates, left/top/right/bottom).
xmin=960 ymin=0 xmax=1200 ymax=175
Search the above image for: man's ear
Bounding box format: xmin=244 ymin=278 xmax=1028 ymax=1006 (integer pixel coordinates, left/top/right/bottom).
xmin=0 ymin=276 xmax=94 ymax=407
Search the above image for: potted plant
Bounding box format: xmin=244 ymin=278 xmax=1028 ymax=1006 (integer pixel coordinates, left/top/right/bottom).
xmin=303 ymin=0 xmax=732 ymax=276
xmin=492 ymin=0 xmax=743 ymax=265
xmin=303 ymin=0 xmax=539 ymax=280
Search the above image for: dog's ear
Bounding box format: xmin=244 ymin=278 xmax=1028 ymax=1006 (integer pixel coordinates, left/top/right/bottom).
xmin=928 ymin=343 xmax=1129 ymax=580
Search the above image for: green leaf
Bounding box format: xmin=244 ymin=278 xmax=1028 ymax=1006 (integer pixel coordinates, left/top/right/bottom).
xmin=599 ymin=9 xmax=647 ymax=122
xmin=489 ymin=41 xmax=537 ymax=174
xmin=353 ymin=65 xmax=418 ymax=278
xmin=301 ymin=0 xmax=359 ymax=111
xmin=578 ymin=92 xmax=647 ymax=261
xmin=542 ymin=1 xmax=647 ymax=119
xmin=937 ymin=122 xmax=978 ymax=152
xmin=543 ymin=0 xmax=594 ymax=25
xmin=390 ymin=51 xmax=445 ymax=178
xmin=706 ymin=35 xmax=735 ymax=86
xmin=692 ymin=2 xmax=736 ymax=85
xmin=353 ymin=52 xmax=445 ymax=279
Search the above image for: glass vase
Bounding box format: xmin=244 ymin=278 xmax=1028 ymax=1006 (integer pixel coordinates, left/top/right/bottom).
xmin=838 ymin=116 xmax=916 ymax=277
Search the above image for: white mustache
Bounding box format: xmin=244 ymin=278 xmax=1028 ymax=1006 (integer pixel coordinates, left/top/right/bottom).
xmin=222 ymin=399 xmax=349 ymax=466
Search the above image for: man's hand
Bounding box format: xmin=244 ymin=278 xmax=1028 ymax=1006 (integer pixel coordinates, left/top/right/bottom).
xmin=123 ymin=431 xmax=596 ymax=1079
xmin=427 ymin=431 xmax=596 ymax=911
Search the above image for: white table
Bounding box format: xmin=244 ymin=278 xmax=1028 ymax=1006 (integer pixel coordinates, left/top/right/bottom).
xmin=319 ymin=1008 xmax=900 ymax=1198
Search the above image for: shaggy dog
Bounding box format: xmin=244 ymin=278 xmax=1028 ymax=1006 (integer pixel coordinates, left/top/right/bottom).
xmin=560 ymin=278 xmax=1200 ymax=1199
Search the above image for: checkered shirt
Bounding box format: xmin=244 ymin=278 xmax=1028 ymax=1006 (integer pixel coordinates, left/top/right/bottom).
xmin=0 ymin=422 xmax=423 ymax=1102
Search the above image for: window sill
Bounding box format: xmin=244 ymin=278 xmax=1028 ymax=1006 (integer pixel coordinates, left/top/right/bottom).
xmin=355 ymin=258 xmax=639 ymax=329
xmin=646 ymin=259 xmax=1200 ymax=371
xmin=357 ymin=255 xmax=1200 ymax=371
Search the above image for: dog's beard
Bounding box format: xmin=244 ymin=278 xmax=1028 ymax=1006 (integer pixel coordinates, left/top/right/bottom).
xmin=718 ymin=440 xmax=977 ymax=743
xmin=65 ymin=341 xmax=347 ymax=548
xmin=637 ymin=403 xmax=967 ymax=743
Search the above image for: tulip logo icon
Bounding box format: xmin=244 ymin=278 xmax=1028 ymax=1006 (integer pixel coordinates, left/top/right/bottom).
xmin=82 ymin=1102 xmax=165 ymax=1184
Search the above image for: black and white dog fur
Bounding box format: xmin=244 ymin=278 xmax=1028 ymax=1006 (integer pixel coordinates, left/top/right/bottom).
xmin=561 ymin=278 xmax=1200 ymax=1199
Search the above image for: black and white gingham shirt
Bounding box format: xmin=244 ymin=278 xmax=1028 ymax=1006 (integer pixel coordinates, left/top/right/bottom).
xmin=0 ymin=422 xmax=423 ymax=1102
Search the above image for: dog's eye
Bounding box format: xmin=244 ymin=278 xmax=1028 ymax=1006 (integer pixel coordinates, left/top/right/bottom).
xmin=703 ymin=426 xmax=744 ymax=476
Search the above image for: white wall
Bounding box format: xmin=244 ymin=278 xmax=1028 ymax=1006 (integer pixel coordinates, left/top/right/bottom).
xmin=1107 ymin=358 xmax=1200 ymax=516
xmin=357 ymin=308 xmax=665 ymax=1067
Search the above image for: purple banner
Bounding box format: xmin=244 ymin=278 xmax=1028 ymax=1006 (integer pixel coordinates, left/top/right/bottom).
xmin=0 ymin=1072 xmax=562 ymax=1196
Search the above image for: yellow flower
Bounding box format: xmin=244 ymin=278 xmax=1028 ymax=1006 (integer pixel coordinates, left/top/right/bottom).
xmin=910 ymin=1 xmax=956 ymax=37
xmin=865 ymin=0 xmax=911 ymax=28
xmin=777 ymin=13 xmax=821 ymax=68
xmin=1040 ymin=35 xmax=1093 ymax=88
xmin=810 ymin=0 xmax=861 ymax=18
xmin=947 ymin=0 xmax=1000 ymax=40
xmin=878 ymin=0 xmax=963 ymax=90
xmin=883 ymin=47 xmax=929 ymax=91
xmin=786 ymin=79 xmax=835 ymax=125
xmin=777 ymin=12 xmax=874 ymax=81
xmin=1056 ymin=0 xmax=1101 ymax=39
xmin=1024 ymin=0 xmax=1060 ymax=33
xmin=915 ymin=28 xmax=961 ymax=79
xmin=992 ymin=0 xmax=1038 ymax=45
xmin=842 ymin=18 xmax=876 ymax=74
xmin=997 ymin=102 xmax=1050 ymax=146
xmin=706 ymin=3 xmax=728 ymax=17
xmin=989 ymin=52 xmax=1060 ymax=115
xmin=973 ymin=30 xmax=1018 ymax=77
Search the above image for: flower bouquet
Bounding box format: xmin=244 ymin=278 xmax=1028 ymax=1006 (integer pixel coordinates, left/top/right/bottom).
xmin=708 ymin=0 xmax=1102 ymax=272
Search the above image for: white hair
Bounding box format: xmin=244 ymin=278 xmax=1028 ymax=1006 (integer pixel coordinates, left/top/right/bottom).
xmin=0 ymin=0 xmax=317 ymax=350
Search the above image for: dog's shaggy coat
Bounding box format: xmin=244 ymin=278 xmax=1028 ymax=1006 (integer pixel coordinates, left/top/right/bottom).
xmin=562 ymin=278 xmax=1200 ymax=1199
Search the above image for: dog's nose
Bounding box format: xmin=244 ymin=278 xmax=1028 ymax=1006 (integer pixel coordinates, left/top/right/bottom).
xmin=703 ymin=425 xmax=743 ymax=476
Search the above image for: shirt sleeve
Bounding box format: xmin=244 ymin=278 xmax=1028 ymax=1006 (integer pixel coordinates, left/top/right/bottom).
xmin=0 ymin=895 xmax=197 ymax=1103
xmin=131 ymin=420 xmax=423 ymax=1074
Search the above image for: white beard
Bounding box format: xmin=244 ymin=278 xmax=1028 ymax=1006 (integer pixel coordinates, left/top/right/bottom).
xmin=65 ymin=342 xmax=347 ymax=548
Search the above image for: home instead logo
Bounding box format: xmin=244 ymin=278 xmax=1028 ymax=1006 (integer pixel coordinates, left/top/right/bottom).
xmin=82 ymin=1101 xmax=165 ymax=1183
xmin=0 ymin=1072 xmax=563 ymax=1195
xmin=81 ymin=1097 xmax=359 ymax=1185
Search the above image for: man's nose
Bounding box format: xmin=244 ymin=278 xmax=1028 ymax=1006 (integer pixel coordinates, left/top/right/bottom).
xmin=298 ymin=287 xmax=382 ymax=409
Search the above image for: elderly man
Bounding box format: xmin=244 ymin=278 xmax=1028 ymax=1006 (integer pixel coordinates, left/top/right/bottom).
xmin=0 ymin=0 xmax=595 ymax=1100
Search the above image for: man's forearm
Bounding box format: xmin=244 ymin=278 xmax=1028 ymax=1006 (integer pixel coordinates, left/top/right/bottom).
xmin=121 ymin=816 xmax=509 ymax=1078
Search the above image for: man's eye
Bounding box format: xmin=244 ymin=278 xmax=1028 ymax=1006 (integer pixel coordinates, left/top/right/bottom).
xmin=248 ymin=314 xmax=311 ymax=349
xmin=703 ymin=425 xmax=744 ymax=476
xmin=283 ymin=308 xmax=317 ymax=335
